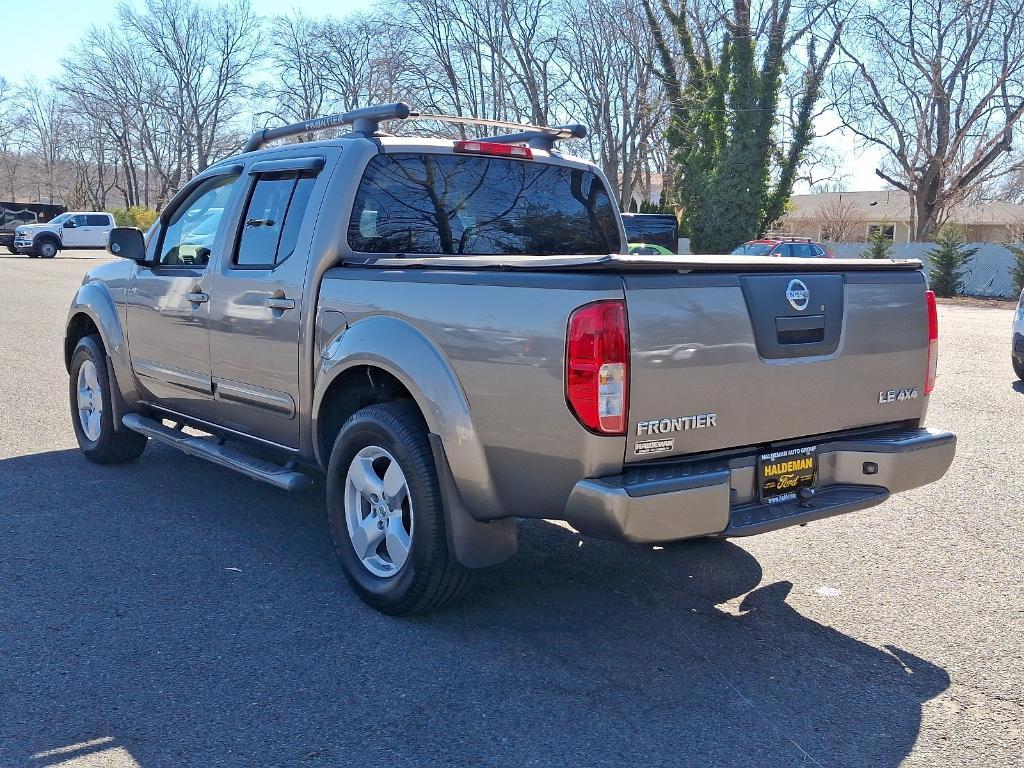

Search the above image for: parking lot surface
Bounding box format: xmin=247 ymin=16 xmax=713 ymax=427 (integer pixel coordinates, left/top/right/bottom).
xmin=1 ymin=251 xmax=1021 ymax=767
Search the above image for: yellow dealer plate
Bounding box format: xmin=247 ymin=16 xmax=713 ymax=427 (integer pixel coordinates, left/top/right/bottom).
xmin=758 ymin=445 xmax=817 ymax=504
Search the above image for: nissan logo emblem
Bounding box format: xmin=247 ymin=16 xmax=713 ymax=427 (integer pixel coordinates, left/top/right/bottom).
xmin=786 ymin=279 xmax=810 ymax=311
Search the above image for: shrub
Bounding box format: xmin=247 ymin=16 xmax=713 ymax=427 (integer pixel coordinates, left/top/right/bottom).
xmin=927 ymin=225 xmax=977 ymax=297
xmin=1008 ymin=243 xmax=1024 ymax=296
xmin=863 ymin=225 xmax=893 ymax=259
xmin=110 ymin=206 xmax=159 ymax=231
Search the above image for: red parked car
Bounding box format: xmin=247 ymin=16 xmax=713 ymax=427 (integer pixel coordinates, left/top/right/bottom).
xmin=731 ymin=236 xmax=835 ymax=258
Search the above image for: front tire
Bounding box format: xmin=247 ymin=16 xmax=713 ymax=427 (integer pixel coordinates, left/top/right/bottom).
xmin=1014 ymin=356 xmax=1024 ymax=381
xmin=69 ymin=335 xmax=147 ymax=464
xmin=36 ymin=239 xmax=59 ymax=258
xmin=4 ymin=245 xmax=15 ymax=254
xmin=326 ymin=402 xmax=470 ymax=615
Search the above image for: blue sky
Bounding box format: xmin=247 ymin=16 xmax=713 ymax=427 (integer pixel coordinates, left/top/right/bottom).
xmin=1 ymin=0 xmax=375 ymax=81
xmin=1 ymin=0 xmax=881 ymax=191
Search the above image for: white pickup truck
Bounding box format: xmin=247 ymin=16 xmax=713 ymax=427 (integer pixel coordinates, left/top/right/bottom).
xmin=15 ymin=211 xmax=115 ymax=258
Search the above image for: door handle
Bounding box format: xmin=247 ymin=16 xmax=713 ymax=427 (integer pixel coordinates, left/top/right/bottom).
xmin=187 ymin=292 xmax=209 ymax=304
xmin=266 ymin=297 xmax=295 ymax=310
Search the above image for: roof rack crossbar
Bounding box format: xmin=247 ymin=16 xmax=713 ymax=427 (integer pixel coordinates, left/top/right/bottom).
xmin=242 ymin=102 xmax=588 ymax=153
xmin=242 ymin=102 xmax=413 ymax=153
xmin=473 ymin=124 xmax=588 ymax=150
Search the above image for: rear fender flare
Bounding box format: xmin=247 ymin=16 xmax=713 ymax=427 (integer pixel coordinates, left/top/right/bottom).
xmin=312 ymin=315 xmax=503 ymax=521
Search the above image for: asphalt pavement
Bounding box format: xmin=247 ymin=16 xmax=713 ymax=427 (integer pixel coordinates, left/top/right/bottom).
xmin=1 ymin=251 xmax=1021 ymax=767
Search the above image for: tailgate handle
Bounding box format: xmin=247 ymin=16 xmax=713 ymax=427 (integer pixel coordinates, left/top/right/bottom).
xmin=776 ymin=314 xmax=825 ymax=345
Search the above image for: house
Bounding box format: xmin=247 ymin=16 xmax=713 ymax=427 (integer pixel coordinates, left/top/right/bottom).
xmin=781 ymin=190 xmax=1024 ymax=243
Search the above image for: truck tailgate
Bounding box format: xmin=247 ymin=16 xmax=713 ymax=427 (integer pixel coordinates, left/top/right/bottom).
xmin=624 ymin=270 xmax=929 ymax=462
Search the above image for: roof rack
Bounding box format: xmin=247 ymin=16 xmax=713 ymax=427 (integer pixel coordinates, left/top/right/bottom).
xmin=241 ymin=102 xmax=588 ymax=153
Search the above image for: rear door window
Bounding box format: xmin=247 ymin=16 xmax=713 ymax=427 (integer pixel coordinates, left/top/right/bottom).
xmin=86 ymin=214 xmax=111 ymax=226
xmin=234 ymin=173 xmax=317 ymax=268
xmin=348 ymin=153 xmax=621 ymax=255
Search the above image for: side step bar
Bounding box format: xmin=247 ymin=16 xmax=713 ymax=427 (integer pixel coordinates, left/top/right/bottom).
xmin=122 ymin=413 xmax=312 ymax=492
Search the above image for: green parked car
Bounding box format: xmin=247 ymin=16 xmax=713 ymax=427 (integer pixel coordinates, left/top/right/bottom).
xmin=628 ymin=242 xmax=674 ymax=256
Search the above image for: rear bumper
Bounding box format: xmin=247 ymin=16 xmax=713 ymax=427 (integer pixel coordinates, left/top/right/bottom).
xmin=563 ymin=427 xmax=956 ymax=543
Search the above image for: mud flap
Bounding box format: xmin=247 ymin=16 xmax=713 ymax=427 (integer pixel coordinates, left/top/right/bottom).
xmin=428 ymin=433 xmax=517 ymax=568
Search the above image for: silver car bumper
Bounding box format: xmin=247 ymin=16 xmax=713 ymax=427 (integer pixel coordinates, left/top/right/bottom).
xmin=563 ymin=427 xmax=956 ymax=543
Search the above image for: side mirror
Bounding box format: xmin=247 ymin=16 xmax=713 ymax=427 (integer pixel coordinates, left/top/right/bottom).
xmin=108 ymin=227 xmax=147 ymax=262
xmin=63 ymin=220 xmax=77 ymax=229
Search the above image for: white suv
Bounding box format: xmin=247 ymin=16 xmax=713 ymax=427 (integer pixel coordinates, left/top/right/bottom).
xmin=14 ymin=212 xmax=115 ymax=258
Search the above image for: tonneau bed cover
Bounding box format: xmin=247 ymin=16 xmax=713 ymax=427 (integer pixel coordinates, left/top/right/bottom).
xmin=343 ymin=253 xmax=923 ymax=273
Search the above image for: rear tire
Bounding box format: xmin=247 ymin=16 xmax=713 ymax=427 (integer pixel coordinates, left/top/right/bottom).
xmin=326 ymin=401 xmax=470 ymax=615
xmin=69 ymin=335 xmax=148 ymax=464
xmin=1014 ymin=356 xmax=1024 ymax=381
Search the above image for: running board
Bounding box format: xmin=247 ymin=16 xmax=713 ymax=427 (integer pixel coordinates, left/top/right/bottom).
xmin=121 ymin=413 xmax=312 ymax=492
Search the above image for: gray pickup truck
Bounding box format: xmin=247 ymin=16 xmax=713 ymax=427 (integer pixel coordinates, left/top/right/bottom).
xmin=65 ymin=103 xmax=955 ymax=615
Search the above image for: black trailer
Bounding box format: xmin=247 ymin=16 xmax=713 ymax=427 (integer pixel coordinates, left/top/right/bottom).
xmin=0 ymin=202 xmax=66 ymax=252
xmin=620 ymin=213 xmax=679 ymax=254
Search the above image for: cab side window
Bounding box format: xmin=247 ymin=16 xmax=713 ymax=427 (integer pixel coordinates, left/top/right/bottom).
xmin=234 ymin=172 xmax=317 ymax=268
xmin=158 ymin=174 xmax=239 ymax=267
xmin=86 ymin=214 xmax=111 ymax=227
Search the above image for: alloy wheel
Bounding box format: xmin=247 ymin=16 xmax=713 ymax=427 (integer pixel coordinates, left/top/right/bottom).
xmin=76 ymin=359 xmax=103 ymax=441
xmin=344 ymin=445 xmax=414 ymax=578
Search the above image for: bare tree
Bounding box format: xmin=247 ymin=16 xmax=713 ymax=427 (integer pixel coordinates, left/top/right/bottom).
xmin=120 ymin=0 xmax=261 ymax=175
xmin=395 ymin=0 xmax=567 ymax=129
xmin=814 ymin=196 xmax=860 ymax=240
xmin=318 ymin=15 xmax=421 ymax=113
xmin=260 ymin=13 xmax=331 ymax=127
xmin=832 ymin=0 xmax=1024 ymax=240
xmin=16 ymin=79 xmax=69 ymax=204
xmin=562 ymin=0 xmax=668 ymax=207
xmin=0 ymin=77 xmax=25 ymax=200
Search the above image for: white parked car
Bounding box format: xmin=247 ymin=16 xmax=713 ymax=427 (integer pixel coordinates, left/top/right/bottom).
xmin=14 ymin=211 xmax=115 ymax=258
xmin=1013 ymin=289 xmax=1024 ymax=380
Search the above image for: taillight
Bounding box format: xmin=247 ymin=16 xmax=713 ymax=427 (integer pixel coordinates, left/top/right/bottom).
xmin=925 ymin=290 xmax=938 ymax=394
xmin=566 ymin=300 xmax=629 ymax=434
xmin=453 ymin=140 xmax=532 ymax=159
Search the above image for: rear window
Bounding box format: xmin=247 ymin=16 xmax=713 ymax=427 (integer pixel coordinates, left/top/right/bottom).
xmin=86 ymin=214 xmax=110 ymax=226
xmin=348 ymin=153 xmax=621 ymax=256
xmin=731 ymin=243 xmax=774 ymax=256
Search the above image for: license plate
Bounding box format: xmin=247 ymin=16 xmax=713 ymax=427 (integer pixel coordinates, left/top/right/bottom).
xmin=758 ymin=445 xmax=817 ymax=504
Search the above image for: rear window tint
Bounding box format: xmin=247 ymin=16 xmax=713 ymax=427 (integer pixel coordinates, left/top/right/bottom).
xmin=86 ymin=214 xmax=110 ymax=226
xmin=348 ymin=153 xmax=621 ymax=256
xmin=235 ymin=172 xmax=317 ymax=268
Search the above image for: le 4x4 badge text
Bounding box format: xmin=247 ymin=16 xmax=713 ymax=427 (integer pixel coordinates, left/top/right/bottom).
xmin=878 ymin=387 xmax=919 ymax=404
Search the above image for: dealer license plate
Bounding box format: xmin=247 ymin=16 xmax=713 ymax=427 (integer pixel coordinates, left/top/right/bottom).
xmin=758 ymin=445 xmax=817 ymax=504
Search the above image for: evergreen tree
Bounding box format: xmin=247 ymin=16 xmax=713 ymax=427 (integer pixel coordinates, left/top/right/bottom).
xmin=864 ymin=225 xmax=893 ymax=259
xmin=641 ymin=0 xmax=840 ymax=253
xmin=927 ymin=226 xmax=977 ymax=297
xmin=1007 ymin=244 xmax=1024 ymax=296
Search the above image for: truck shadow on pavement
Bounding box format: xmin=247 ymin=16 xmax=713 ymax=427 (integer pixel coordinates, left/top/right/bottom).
xmin=1 ymin=446 xmax=949 ymax=768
